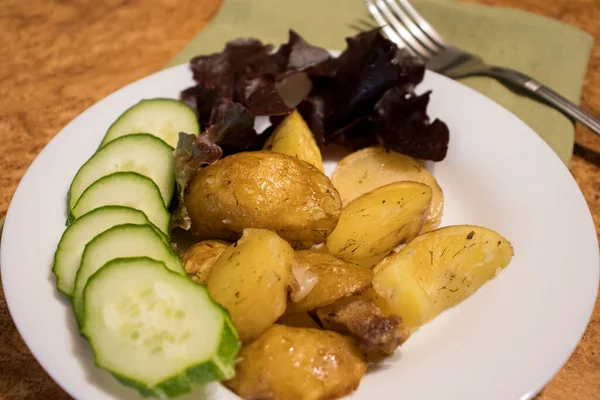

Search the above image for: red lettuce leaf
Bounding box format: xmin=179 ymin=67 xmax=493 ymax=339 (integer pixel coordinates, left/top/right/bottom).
xmin=204 ymin=102 xmax=258 ymax=154
xmin=273 ymin=30 xmax=336 ymax=78
xmin=295 ymin=90 xmax=329 ymax=147
xmin=291 ymin=29 xmax=448 ymax=161
xmin=372 ymin=89 xmax=449 ymax=161
xmin=171 ymin=132 xmax=222 ymax=230
xmin=327 ymin=29 xmax=424 ymax=130
xmin=186 ymin=30 xmax=335 ymax=120
xmin=230 ymin=30 xmax=337 ymax=116
xmin=325 ymin=89 xmax=449 ymax=161
xmin=236 ymin=75 xmax=292 ymax=116
xmin=180 ymin=84 xmax=217 ymax=129
xmin=174 ymin=29 xmax=449 ymax=233
xmin=190 ymin=38 xmax=277 ymax=93
xmin=189 ymin=37 xmax=283 ymax=123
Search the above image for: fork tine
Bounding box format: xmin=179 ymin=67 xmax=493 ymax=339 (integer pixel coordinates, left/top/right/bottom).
xmin=349 ymin=19 xmax=376 ymax=32
xmin=357 ymin=18 xmax=378 ymax=29
xmin=394 ymin=0 xmax=447 ymax=48
xmin=384 ymin=0 xmax=442 ymax=53
xmin=349 ymin=23 xmax=365 ymax=32
xmin=371 ymin=0 xmax=433 ymax=59
xmin=365 ymin=0 xmax=408 ymax=53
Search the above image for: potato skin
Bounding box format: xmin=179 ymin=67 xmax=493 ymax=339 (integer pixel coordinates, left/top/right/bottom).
xmin=332 ymin=146 xmax=444 ymax=231
xmin=288 ymin=250 xmax=373 ymax=313
xmin=186 ymin=151 xmax=341 ymax=248
xmin=207 ymin=229 xmax=293 ymax=342
xmin=263 ymin=109 xmax=324 ymax=171
xmin=225 ymin=324 xmax=367 ymax=400
xmin=327 ymin=182 xmax=432 ymax=262
xmin=182 ymin=239 xmax=230 ymax=284
xmin=372 ymin=225 xmax=514 ymax=328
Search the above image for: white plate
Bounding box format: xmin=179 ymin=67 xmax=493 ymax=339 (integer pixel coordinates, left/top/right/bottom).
xmin=1 ymin=63 xmax=598 ymax=400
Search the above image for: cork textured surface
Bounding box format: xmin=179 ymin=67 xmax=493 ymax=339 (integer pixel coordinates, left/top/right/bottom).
xmin=0 ymin=0 xmax=598 ymax=398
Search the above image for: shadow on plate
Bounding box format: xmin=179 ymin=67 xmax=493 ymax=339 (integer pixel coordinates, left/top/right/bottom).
xmin=365 ymin=351 xmax=403 ymax=375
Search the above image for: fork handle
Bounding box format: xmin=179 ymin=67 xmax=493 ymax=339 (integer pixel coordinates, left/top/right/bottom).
xmin=486 ymin=66 xmax=600 ymax=135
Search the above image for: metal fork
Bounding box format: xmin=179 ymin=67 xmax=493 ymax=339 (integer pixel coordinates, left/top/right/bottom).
xmin=364 ymin=0 xmax=600 ymax=135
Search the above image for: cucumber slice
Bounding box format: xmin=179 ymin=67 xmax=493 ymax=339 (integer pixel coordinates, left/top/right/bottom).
xmin=70 ymin=172 xmax=170 ymax=235
xmin=69 ymin=134 xmax=175 ymax=210
xmin=81 ymin=257 xmax=239 ymax=398
xmin=101 ymin=98 xmax=199 ymax=148
xmin=72 ymin=224 xmax=184 ymax=324
xmin=52 ymin=206 xmax=149 ymax=296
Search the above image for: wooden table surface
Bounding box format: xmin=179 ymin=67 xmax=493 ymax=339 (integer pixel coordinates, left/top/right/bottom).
xmin=0 ymin=0 xmax=599 ymax=398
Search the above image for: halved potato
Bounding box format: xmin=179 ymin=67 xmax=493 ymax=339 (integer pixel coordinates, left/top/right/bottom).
xmin=287 ymin=250 xmax=373 ymax=313
xmin=332 ymin=146 xmax=444 ymax=231
xmin=372 ymin=225 xmax=514 ymax=328
xmin=207 ymin=229 xmax=293 ymax=342
xmin=182 ymin=239 xmax=230 ymax=284
xmin=263 ymin=109 xmax=323 ymax=171
xmin=360 ymin=287 xmax=395 ymax=317
xmin=225 ymin=325 xmax=366 ymax=400
xmin=327 ymin=182 xmax=432 ymax=263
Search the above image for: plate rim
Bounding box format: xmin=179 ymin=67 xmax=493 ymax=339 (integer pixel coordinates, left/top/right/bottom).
xmin=2 ymin=62 xmax=598 ymax=400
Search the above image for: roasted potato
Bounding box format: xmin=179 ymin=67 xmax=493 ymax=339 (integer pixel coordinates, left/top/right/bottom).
xmin=225 ymin=324 xmax=367 ymax=400
xmin=182 ymin=239 xmax=230 ymax=284
xmin=327 ymin=182 xmax=432 ymax=263
xmin=360 ymin=287 xmax=395 ymax=317
xmin=316 ymin=296 xmax=410 ymax=355
xmin=287 ymin=250 xmax=373 ymax=313
xmin=186 ymin=151 xmax=341 ymax=248
xmin=263 ymin=109 xmax=324 ymax=171
xmin=207 ymin=229 xmax=293 ymax=342
xmin=332 ymin=146 xmax=444 ymax=231
xmin=372 ymin=225 xmax=514 ymax=328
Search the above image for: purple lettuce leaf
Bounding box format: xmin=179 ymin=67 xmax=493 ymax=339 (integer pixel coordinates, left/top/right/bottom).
xmin=171 ymin=132 xmax=222 ymax=230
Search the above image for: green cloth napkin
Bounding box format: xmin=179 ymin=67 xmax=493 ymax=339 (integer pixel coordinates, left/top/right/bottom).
xmin=167 ymin=0 xmax=593 ymax=165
